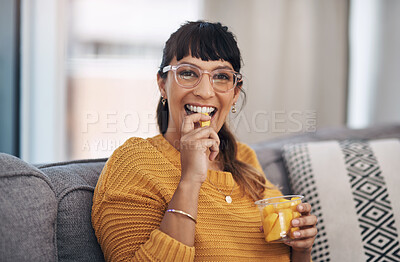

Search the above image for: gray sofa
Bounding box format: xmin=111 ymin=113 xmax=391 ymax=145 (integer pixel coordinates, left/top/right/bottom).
xmin=1 ymin=124 xmax=399 ymax=262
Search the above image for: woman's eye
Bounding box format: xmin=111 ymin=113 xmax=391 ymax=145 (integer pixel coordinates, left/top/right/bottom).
xmin=179 ymin=70 xmax=198 ymax=79
xmin=214 ymin=73 xmax=230 ymax=81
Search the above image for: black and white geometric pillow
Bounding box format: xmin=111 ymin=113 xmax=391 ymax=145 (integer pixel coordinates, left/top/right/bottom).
xmin=283 ymin=139 xmax=400 ymax=262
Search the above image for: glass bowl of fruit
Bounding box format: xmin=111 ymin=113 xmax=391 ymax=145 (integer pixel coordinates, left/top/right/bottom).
xmin=255 ymin=195 xmax=304 ymax=243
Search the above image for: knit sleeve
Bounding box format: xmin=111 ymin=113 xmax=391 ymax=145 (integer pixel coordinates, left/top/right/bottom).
xmin=91 ymin=139 xmax=195 ymax=261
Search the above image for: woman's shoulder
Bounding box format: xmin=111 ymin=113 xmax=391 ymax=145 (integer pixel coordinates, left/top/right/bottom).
xmin=110 ymin=135 xmax=165 ymax=160
xmin=236 ymin=141 xmax=258 ymax=161
xmin=96 ymin=135 xmax=169 ymax=194
xmin=103 ymin=136 xmax=162 ymax=174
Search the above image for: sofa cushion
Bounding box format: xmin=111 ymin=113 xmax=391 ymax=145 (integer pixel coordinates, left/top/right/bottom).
xmin=252 ymin=124 xmax=400 ymax=194
xmin=283 ymin=139 xmax=400 ymax=262
xmin=38 ymin=159 xmax=107 ymax=262
xmin=0 ymin=153 xmax=57 ymax=262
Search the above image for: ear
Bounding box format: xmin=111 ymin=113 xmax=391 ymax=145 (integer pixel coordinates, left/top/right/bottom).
xmin=232 ymin=85 xmax=241 ymax=104
xmin=157 ymin=73 xmax=167 ymax=99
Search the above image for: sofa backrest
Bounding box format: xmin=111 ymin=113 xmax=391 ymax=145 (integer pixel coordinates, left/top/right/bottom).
xmin=0 ymin=154 xmax=107 ymax=262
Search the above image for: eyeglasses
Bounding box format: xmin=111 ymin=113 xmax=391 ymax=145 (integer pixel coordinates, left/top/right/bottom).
xmin=162 ymin=63 xmax=242 ymax=93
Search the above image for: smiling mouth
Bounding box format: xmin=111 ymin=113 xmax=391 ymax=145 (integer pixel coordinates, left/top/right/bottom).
xmin=184 ymin=104 xmax=217 ymax=117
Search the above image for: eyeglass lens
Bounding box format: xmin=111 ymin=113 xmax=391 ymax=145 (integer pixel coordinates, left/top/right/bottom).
xmin=175 ymin=65 xmax=237 ymax=92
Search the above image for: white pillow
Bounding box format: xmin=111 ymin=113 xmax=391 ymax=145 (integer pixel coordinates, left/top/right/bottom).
xmin=283 ymin=139 xmax=400 ymax=262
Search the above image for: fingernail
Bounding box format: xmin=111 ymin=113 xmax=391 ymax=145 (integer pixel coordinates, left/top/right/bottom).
xmin=298 ymin=205 xmax=304 ymax=211
xmin=292 ymin=219 xmax=299 ymax=226
xmin=293 ymin=231 xmax=300 ymax=237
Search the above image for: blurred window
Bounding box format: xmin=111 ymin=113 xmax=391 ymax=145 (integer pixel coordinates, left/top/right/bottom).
xmin=67 ymin=0 xmax=202 ymax=159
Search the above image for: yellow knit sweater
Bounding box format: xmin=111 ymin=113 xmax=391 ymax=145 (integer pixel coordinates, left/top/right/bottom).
xmin=92 ymin=134 xmax=290 ymax=261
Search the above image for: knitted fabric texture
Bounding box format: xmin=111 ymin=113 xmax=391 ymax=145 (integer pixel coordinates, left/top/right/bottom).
xmin=92 ymin=134 xmax=290 ymax=261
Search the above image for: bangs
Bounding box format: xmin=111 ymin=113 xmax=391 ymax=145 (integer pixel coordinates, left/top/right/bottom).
xmin=171 ymin=22 xmax=241 ymax=72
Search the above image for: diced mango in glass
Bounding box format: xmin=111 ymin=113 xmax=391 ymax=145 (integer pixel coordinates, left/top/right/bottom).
xmin=258 ymin=195 xmax=303 ymax=242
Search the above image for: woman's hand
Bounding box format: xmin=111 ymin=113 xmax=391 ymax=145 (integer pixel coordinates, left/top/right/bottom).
xmin=286 ymin=202 xmax=318 ymax=261
xmin=179 ymin=113 xmax=220 ymax=185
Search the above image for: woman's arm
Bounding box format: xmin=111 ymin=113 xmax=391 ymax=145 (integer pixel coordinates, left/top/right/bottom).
xmin=91 ymin=140 xmax=197 ymax=262
xmin=92 ymin=176 xmax=196 ymax=261
xmin=160 ymin=113 xmax=219 ymax=246
xmin=159 ymin=180 xmax=201 ymax=246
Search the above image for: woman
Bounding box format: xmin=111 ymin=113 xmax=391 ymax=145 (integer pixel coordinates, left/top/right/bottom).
xmin=92 ymin=21 xmax=317 ymax=261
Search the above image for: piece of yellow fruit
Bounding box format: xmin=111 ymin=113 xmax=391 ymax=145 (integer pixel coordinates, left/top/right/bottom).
xmin=290 ymin=197 xmax=302 ymax=211
xmin=293 ymin=211 xmax=301 ymax=219
xmin=263 ymin=213 xmax=278 ymax=235
xmin=278 ymin=208 xmax=293 ymax=234
xmin=200 ymin=112 xmax=210 ymax=127
xmin=266 ymin=217 xmax=282 ymax=242
xmin=276 ymin=199 xmax=291 ymax=210
xmin=263 ymin=204 xmax=275 ymax=218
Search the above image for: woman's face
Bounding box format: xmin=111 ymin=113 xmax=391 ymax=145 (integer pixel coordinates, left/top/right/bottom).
xmin=158 ymin=56 xmax=240 ymax=141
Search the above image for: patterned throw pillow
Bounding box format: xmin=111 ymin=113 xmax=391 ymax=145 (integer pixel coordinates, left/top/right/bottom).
xmin=282 ymin=139 xmax=400 ymax=262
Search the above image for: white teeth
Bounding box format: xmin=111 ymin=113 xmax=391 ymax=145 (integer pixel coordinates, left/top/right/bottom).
xmin=186 ymin=104 xmax=216 ymax=114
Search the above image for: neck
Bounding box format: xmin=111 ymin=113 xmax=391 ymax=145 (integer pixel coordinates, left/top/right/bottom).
xmin=163 ymin=130 xmax=181 ymax=151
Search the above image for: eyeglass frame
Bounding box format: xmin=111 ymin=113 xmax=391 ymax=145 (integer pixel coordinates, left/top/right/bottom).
xmin=162 ymin=63 xmax=243 ymax=93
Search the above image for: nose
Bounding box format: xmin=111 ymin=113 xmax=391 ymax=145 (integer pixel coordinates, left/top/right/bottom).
xmin=193 ymin=73 xmax=215 ymax=98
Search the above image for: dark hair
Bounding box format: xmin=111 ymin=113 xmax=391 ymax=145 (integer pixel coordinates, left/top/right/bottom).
xmin=158 ymin=21 xmax=242 ymax=77
xmin=156 ymin=21 xmax=268 ymax=201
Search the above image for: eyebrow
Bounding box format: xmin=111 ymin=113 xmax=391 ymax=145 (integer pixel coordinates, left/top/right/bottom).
xmin=177 ymin=61 xmax=234 ymax=71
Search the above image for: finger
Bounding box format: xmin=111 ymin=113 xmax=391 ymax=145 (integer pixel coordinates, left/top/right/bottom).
xmin=297 ymin=203 xmax=312 ymax=215
xmin=209 ymin=149 xmax=219 ymax=161
xmin=186 ymin=127 xmax=220 ymax=156
xmin=292 ymin=214 xmax=318 ymax=228
xmin=208 ymin=127 xmax=220 ymax=143
xmin=285 ymin=237 xmax=314 ymax=250
xmin=199 ymin=139 xmax=220 ymax=160
xmin=189 ymin=126 xmax=219 ymax=141
xmin=291 ymin=227 xmax=318 ymax=240
xmin=208 ymin=134 xmax=220 ymax=161
xmin=181 ymin=113 xmax=211 ymax=134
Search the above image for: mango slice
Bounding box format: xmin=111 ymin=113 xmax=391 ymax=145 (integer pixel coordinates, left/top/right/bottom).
xmin=276 ymin=199 xmax=291 ymax=209
xmin=290 ymin=197 xmax=302 ymax=211
xmin=293 ymin=211 xmax=301 ymax=219
xmin=263 ymin=204 xmax=275 ymax=218
xmin=200 ymin=113 xmax=210 ymax=127
xmin=266 ymin=217 xmax=282 ymax=242
xmin=264 ymin=213 xmax=278 ymax=233
xmin=278 ymin=208 xmax=293 ymax=234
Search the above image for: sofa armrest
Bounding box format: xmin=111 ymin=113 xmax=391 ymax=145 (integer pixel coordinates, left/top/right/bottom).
xmin=0 ymin=153 xmax=57 ymax=262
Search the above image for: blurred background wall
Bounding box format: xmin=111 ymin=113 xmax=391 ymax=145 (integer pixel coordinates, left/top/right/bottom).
xmin=1 ymin=0 xmax=399 ymax=163
xmin=203 ymin=0 xmax=349 ymax=143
